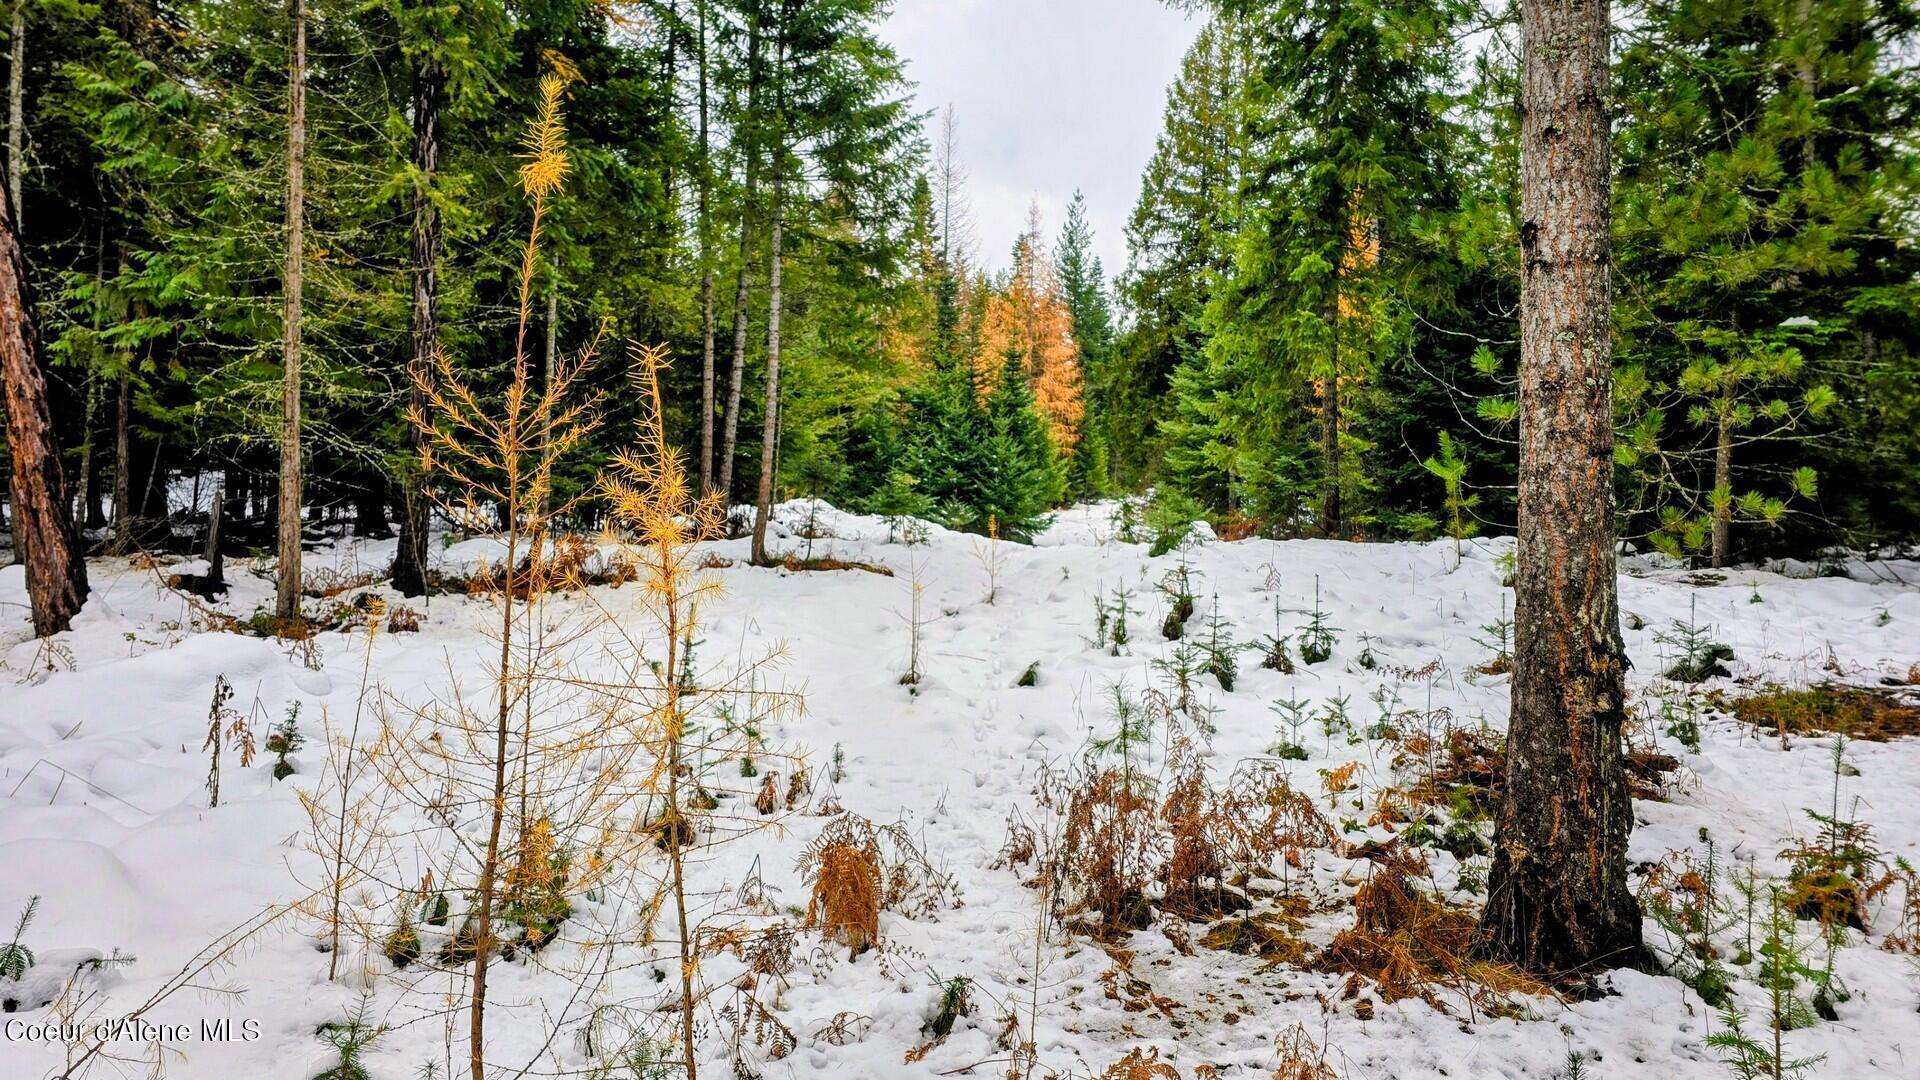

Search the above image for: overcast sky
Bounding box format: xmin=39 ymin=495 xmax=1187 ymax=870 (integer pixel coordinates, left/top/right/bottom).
xmin=882 ymin=0 xmax=1202 ymax=279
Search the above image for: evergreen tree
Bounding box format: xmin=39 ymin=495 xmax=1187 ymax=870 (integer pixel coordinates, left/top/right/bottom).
xmin=1182 ymin=0 xmax=1461 ymax=536
xmin=1113 ymin=16 xmax=1250 ymax=484
xmin=1057 ymin=190 xmax=1115 ymax=498
xmin=1616 ymin=0 xmax=1920 ymax=564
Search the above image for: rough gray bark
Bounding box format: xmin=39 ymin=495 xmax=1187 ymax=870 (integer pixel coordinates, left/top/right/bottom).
xmin=275 ymin=0 xmax=306 ymax=621
xmin=1477 ymin=0 xmax=1645 ymax=979
xmin=0 ymin=153 xmax=87 ymax=635
xmin=392 ymin=53 xmax=443 ymax=598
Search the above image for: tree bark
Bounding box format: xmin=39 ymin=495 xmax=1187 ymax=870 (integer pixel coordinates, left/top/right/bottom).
xmin=110 ymin=368 xmax=130 ymax=551
xmin=393 ymin=54 xmax=443 ymax=597
xmin=750 ymin=164 xmax=784 ymax=565
xmin=275 ymin=0 xmax=306 ymax=621
xmin=205 ymin=479 xmax=223 ymax=588
xmin=717 ymin=13 xmax=762 ymax=500
xmin=0 ymin=152 xmax=87 ymax=635
xmin=696 ymin=0 xmax=716 ymax=493
xmin=1319 ymin=296 xmax=1341 ymax=537
xmin=1710 ymin=394 xmax=1732 ymax=569
xmin=1477 ymin=0 xmax=1644 ymax=979
xmin=7 ymin=0 xmax=24 ymax=230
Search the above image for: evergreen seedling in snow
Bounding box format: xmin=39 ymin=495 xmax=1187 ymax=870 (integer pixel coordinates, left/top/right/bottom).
xmin=1657 ymin=596 xmax=1734 ymax=681
xmin=1158 ymin=558 xmax=1198 ymax=639
xmin=1198 ymin=596 xmax=1237 ymax=690
xmin=267 ymin=701 xmax=304 ymax=780
xmin=1254 ymin=596 xmax=1295 ymax=673
xmin=0 ymin=896 xmax=37 ymax=982
xmin=1420 ymin=430 xmax=1479 ymax=567
xmin=1297 ymin=577 xmax=1339 ymax=665
xmin=313 ymin=996 xmax=382 ymax=1080
xmin=1091 ymin=683 xmax=1154 ymax=791
xmin=1108 ymin=587 xmax=1133 ymax=655
xmin=1473 ymin=597 xmax=1514 ymax=675
xmin=1269 ymin=696 xmax=1311 ymax=760
xmin=1708 ymin=883 xmax=1825 ymax=1080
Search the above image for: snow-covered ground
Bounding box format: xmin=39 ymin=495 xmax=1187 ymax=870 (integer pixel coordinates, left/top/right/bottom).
xmin=2 ymin=502 xmax=1917 ymax=1079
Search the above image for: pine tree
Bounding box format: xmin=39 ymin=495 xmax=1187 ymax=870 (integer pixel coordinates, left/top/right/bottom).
xmin=1186 ymin=0 xmax=1459 ymax=535
xmin=1057 ymin=190 xmax=1115 ymax=498
xmin=1615 ymin=0 xmax=1920 ymax=565
xmin=1113 ymin=17 xmax=1251 ymax=484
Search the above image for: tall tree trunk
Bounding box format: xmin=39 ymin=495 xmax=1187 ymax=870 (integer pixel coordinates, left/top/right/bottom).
xmin=717 ymin=14 xmax=762 ymax=500
xmin=392 ymin=55 xmax=443 ymax=598
xmin=6 ymin=0 xmax=24 ymax=230
xmin=205 ymin=479 xmax=223 ymax=588
xmin=275 ymin=0 xmax=306 ymax=621
xmin=696 ymin=0 xmax=716 ymax=493
xmin=110 ymin=368 xmax=130 ymax=552
xmin=0 ymin=153 xmax=87 ymax=635
xmin=1319 ymin=297 xmax=1341 ymax=537
xmin=1710 ymin=395 xmax=1733 ymax=568
xmin=750 ymin=167 xmax=784 ymax=565
xmin=1477 ymin=0 xmax=1643 ymax=979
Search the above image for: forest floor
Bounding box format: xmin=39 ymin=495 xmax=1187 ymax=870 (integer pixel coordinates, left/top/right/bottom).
xmin=2 ymin=502 xmax=1919 ymax=1079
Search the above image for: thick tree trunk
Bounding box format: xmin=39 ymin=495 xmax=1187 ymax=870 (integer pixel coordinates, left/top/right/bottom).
xmin=275 ymin=0 xmax=307 ymax=621
xmin=0 ymin=157 xmax=87 ymax=635
xmin=717 ymin=15 xmax=761 ymax=500
xmin=750 ymin=171 xmax=784 ymax=565
xmin=392 ymin=55 xmax=443 ymax=598
xmin=1477 ymin=0 xmax=1644 ymax=979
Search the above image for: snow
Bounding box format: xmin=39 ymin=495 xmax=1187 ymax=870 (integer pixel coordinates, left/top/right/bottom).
xmin=2 ymin=501 xmax=1918 ymax=1079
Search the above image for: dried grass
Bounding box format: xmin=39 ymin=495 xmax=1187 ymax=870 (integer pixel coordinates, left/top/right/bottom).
xmin=1722 ymin=683 xmax=1920 ymax=741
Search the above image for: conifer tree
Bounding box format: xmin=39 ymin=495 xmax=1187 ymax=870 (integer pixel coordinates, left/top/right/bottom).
xmin=1114 ymin=16 xmax=1251 ymax=484
xmin=1185 ymin=0 xmax=1459 ymax=535
xmin=1057 ymin=190 xmax=1115 ymax=497
xmin=1615 ymin=0 xmax=1920 ymax=565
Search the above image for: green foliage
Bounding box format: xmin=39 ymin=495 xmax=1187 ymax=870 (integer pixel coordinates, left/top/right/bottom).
xmin=1615 ymin=0 xmax=1920 ymax=562
xmin=886 ymin=356 xmax=1062 ymax=542
xmin=924 ymin=974 xmax=974 ymax=1039
xmin=0 ymin=897 xmax=39 ymax=982
xmin=313 ymin=997 xmax=382 ymax=1080
xmin=1656 ymin=598 xmax=1736 ymax=682
xmin=267 ymin=701 xmax=304 ymax=781
xmin=1197 ymin=597 xmax=1237 ymax=691
xmin=1091 ymin=683 xmax=1155 ymax=790
xmin=1706 ymin=882 xmax=1827 ymax=1080
xmin=1420 ymin=431 xmax=1479 ymax=552
xmin=1145 ymin=489 xmax=1206 ymax=557
xmin=1269 ymin=695 xmax=1311 ymax=760
xmin=1297 ymin=577 xmax=1338 ymax=666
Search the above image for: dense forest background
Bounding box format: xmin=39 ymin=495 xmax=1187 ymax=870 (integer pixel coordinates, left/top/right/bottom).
xmin=3 ymin=0 xmax=1918 ymax=581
